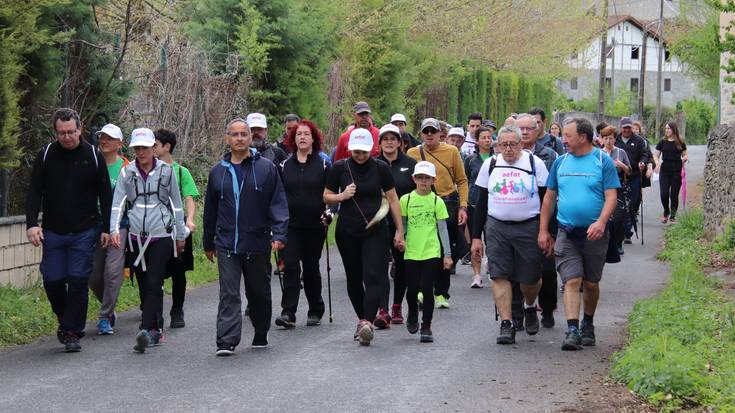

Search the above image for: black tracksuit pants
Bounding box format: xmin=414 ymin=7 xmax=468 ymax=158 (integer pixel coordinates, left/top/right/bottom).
xmin=406 ymin=258 xmax=440 ymax=325
xmin=659 ymin=169 xmax=682 ymax=218
xmin=335 ymin=224 xmax=389 ymax=322
xmin=133 ymin=238 xmax=173 ymax=330
xmin=280 ymin=226 xmax=326 ymax=320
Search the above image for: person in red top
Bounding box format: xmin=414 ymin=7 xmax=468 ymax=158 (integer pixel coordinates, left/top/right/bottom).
xmin=333 ymin=101 xmax=380 ymax=161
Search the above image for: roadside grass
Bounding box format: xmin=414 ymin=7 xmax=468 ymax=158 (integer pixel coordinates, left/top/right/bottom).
xmin=610 ymin=209 xmax=735 ymax=411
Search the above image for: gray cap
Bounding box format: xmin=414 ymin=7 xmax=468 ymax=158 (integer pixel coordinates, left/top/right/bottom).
xmin=620 ymin=117 xmax=633 ymax=127
xmin=284 ymin=113 xmax=300 ymax=123
xmin=352 ymin=101 xmax=371 ymax=114
xmin=420 ymin=118 xmax=440 ymax=132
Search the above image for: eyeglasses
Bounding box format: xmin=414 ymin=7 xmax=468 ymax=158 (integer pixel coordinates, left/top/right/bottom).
xmin=228 ymin=132 xmax=249 ymax=137
xmin=497 ymin=142 xmax=520 ymax=149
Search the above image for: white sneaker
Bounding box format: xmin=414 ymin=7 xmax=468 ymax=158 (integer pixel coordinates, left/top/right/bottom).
xmin=470 ymin=275 xmax=484 ymax=288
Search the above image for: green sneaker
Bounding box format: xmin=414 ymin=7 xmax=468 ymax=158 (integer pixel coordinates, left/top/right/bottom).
xmin=435 ymin=295 xmax=450 ymax=309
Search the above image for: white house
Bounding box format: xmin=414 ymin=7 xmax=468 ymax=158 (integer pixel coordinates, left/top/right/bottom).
xmin=559 ymin=15 xmax=712 ymax=108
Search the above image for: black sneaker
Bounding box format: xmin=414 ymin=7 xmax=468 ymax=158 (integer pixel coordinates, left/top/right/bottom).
xmin=561 ymin=328 xmax=583 ymax=351
xmin=420 ymin=324 xmax=433 ymax=343
xmin=169 ymin=308 xmax=185 ymax=329
xmin=57 ymin=324 xmax=65 ymax=344
xmin=306 ymin=315 xmax=321 ymax=326
xmin=624 ymin=237 xmax=632 ymax=245
xmin=216 ymin=344 xmax=236 ymax=356
xmin=524 ymin=307 xmax=539 ymax=335
xmin=513 ymin=317 xmax=524 ymax=332
xmin=275 ymin=314 xmax=296 ymax=329
xmin=497 ymin=320 xmax=516 ymax=345
xmin=541 ymin=311 xmax=555 ymax=328
xmin=252 ymin=332 xmax=268 ymax=348
xmin=406 ymin=310 xmax=419 ymax=334
xmin=580 ymin=322 xmax=596 ymax=346
xmin=63 ymin=333 xmax=81 ymax=352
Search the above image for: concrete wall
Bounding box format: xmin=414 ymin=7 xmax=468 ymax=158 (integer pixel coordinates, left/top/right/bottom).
xmin=704 ymin=124 xmax=735 ymax=240
xmin=0 ymin=216 xmax=41 ymax=287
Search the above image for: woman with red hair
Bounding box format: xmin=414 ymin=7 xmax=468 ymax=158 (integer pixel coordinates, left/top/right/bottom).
xmin=275 ymin=120 xmax=332 ymax=328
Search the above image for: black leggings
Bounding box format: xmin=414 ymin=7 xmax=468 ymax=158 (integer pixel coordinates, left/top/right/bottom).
xmin=133 ymin=238 xmax=173 ymax=330
xmin=335 ymin=224 xmax=390 ymax=321
xmin=280 ymin=226 xmax=326 ymax=319
xmin=391 ymin=246 xmax=407 ymax=306
xmin=659 ymin=169 xmax=682 ymax=218
xmin=405 ymin=258 xmax=440 ymax=325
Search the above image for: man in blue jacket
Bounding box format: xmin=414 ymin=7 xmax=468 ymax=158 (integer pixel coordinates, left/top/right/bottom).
xmin=203 ymin=118 xmax=289 ymax=356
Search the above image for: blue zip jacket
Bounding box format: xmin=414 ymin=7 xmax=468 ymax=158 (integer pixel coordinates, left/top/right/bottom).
xmin=203 ymin=149 xmax=289 ymax=254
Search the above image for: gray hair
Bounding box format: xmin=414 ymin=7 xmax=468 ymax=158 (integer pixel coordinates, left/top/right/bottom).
xmin=52 ymin=108 xmax=81 ymax=130
xmin=514 ymin=113 xmax=537 ymax=128
xmin=225 ymin=118 xmax=249 ymax=133
xmin=497 ymin=125 xmax=522 ymax=142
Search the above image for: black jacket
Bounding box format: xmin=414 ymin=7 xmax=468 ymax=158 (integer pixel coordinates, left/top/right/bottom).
xmin=281 ymin=152 xmax=330 ymax=229
xmin=25 ymin=141 xmax=112 ymax=233
xmin=615 ymin=134 xmax=649 ymax=176
xmin=377 ymin=152 xmax=416 ymax=199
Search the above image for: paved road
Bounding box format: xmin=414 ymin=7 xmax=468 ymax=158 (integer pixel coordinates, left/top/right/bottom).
xmin=0 ymin=146 xmax=706 ymax=413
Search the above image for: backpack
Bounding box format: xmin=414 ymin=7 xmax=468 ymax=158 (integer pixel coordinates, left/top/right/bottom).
xmin=487 ymin=151 xmax=538 ymax=197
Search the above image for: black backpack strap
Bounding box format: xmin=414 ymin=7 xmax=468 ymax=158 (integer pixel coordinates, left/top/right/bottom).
xmin=419 ymin=145 xmax=426 ymax=161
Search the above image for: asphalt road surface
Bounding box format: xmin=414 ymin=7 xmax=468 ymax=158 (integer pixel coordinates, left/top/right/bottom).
xmin=0 ymin=146 xmax=706 ymax=413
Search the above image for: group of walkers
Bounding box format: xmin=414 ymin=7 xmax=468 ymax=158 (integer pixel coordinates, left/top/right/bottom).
xmin=25 ymin=102 xmax=688 ymax=355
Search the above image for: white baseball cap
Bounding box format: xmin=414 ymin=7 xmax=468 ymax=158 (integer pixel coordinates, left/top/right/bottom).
xmin=379 ymin=124 xmax=401 ymax=140
xmin=390 ymin=113 xmax=407 ymax=123
xmin=448 ymin=127 xmax=465 ymax=138
xmin=99 ymin=123 xmax=123 ymax=141
xmin=347 ymin=128 xmax=374 ymax=152
xmin=413 ymin=161 xmax=436 ymax=178
xmin=246 ymin=113 xmax=268 ymax=129
xmin=129 ymin=128 xmax=155 ymax=147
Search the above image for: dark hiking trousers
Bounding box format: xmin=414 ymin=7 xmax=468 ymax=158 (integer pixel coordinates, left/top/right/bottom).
xmin=280 ymin=226 xmax=326 ymax=320
xmin=216 ymin=251 xmax=271 ymax=347
xmin=132 ymin=238 xmax=173 ymax=330
xmin=406 ymin=258 xmax=440 ymax=325
xmin=659 ymin=169 xmax=682 ymax=218
xmin=335 ymin=224 xmax=389 ymax=322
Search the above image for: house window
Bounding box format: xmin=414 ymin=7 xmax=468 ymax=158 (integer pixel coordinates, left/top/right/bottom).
xmin=605 ymin=77 xmax=611 ymax=89
xmin=630 ymin=78 xmax=639 ymax=93
xmin=631 ymin=47 xmax=639 ymax=60
xmin=664 ymin=78 xmax=671 ymax=92
xmin=570 ymin=77 xmax=578 ymax=90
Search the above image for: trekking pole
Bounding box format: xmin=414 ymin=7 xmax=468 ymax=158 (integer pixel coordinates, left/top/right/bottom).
xmin=324 ymin=231 xmax=333 ymax=323
xmin=640 ymin=182 xmax=645 ymax=246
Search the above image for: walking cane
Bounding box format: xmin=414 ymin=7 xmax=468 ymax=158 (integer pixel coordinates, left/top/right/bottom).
xmin=640 ymin=182 xmax=645 ymax=246
xmin=324 ymin=231 xmax=333 ymax=323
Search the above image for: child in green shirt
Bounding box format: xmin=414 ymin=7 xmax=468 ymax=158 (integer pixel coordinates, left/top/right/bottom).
xmin=400 ymin=161 xmax=453 ymax=343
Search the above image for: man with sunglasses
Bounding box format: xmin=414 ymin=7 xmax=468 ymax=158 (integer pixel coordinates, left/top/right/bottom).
xmin=406 ymin=118 xmax=468 ymax=309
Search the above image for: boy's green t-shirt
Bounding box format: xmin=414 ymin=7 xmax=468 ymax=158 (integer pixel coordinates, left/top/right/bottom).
xmin=107 ymin=157 xmax=124 ymax=188
xmin=172 ymin=162 xmax=200 ymax=199
xmin=400 ymin=190 xmax=449 ymax=261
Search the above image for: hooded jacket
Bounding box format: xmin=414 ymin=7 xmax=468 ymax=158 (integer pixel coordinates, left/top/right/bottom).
xmin=203 ymin=149 xmax=289 ymax=255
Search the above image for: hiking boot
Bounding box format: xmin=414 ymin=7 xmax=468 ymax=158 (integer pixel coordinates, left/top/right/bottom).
xmin=541 ymin=311 xmax=555 ymax=328
xmin=275 ymin=314 xmax=296 ymax=329
xmin=373 ymin=308 xmax=391 ymax=329
xmin=306 ymin=315 xmax=321 ymax=326
xmin=420 ymin=324 xmax=433 ymax=343
xmin=134 ymin=329 xmax=152 ymax=353
xmin=561 ymin=328 xmax=583 ymax=351
xmin=150 ymin=329 xmax=164 ymax=346
xmin=470 ymin=275 xmax=484 ymax=288
xmin=64 ymin=333 xmax=81 ymax=353
xmin=513 ymin=317 xmax=524 ymax=332
xmin=252 ymin=332 xmax=269 ymax=348
xmin=390 ymin=304 xmax=404 ymax=324
xmin=97 ymin=319 xmax=114 ymax=335
xmin=216 ymin=344 xmax=236 ymax=357
xmin=357 ymin=320 xmax=374 ymax=346
xmin=169 ymin=308 xmax=185 ymax=329
xmin=624 ymin=237 xmax=632 ymax=245
xmin=435 ymin=295 xmax=450 ymax=309
xmin=406 ymin=310 xmax=419 ymax=334
xmin=524 ymin=307 xmax=540 ymax=335
xmin=497 ymin=320 xmax=516 ymax=345
xmin=417 ymin=292 xmax=424 ymax=311
xmin=580 ymin=322 xmax=596 ymax=346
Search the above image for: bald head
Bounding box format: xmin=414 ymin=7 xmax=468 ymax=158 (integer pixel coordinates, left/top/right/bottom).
xmin=503 ymin=116 xmax=516 ymax=127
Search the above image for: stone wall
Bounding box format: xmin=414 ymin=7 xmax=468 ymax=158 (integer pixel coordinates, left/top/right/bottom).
xmin=704 ymin=124 xmax=735 ymax=240
xmin=0 ymin=216 xmax=41 ymax=287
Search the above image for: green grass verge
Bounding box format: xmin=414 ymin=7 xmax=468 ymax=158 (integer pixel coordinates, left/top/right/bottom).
xmin=610 ymin=209 xmax=735 ymax=411
xmin=0 ymin=253 xmax=218 ymax=348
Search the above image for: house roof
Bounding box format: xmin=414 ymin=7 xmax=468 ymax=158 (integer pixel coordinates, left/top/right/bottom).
xmin=607 ymin=14 xmax=667 ymax=45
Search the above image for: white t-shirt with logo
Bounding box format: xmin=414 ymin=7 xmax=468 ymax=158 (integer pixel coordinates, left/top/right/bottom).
xmin=474 ymin=151 xmax=549 ymax=221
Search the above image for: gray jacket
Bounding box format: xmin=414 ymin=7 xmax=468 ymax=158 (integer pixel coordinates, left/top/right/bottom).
xmin=110 ymin=160 xmax=187 ymax=241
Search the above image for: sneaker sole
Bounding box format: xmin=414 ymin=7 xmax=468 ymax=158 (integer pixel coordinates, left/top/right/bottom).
xmin=581 ymin=338 xmax=596 ymax=346
xmin=169 ymin=322 xmax=185 ymax=329
xmin=406 ymin=323 xmax=419 ymax=334
xmin=373 ymin=319 xmax=389 ymax=329
xmin=496 ymin=337 xmax=515 ymax=345
xmin=275 ymin=318 xmax=296 ymax=329
xmin=420 ymin=335 xmax=434 ymax=343
xmin=306 ymin=320 xmax=321 ymax=326
xmin=525 ymin=324 xmax=539 ymax=335
xmin=390 ymin=318 xmax=404 ymax=325
xmin=97 ymin=330 xmax=114 ymax=335
xmin=358 ymin=325 xmax=373 ymax=346
xmin=216 ymin=349 xmax=235 ymax=356
xmin=561 ymin=342 xmax=583 ymax=351
xmin=64 ymin=345 xmax=81 ymax=353
xmin=470 ymin=283 xmax=483 ymax=289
